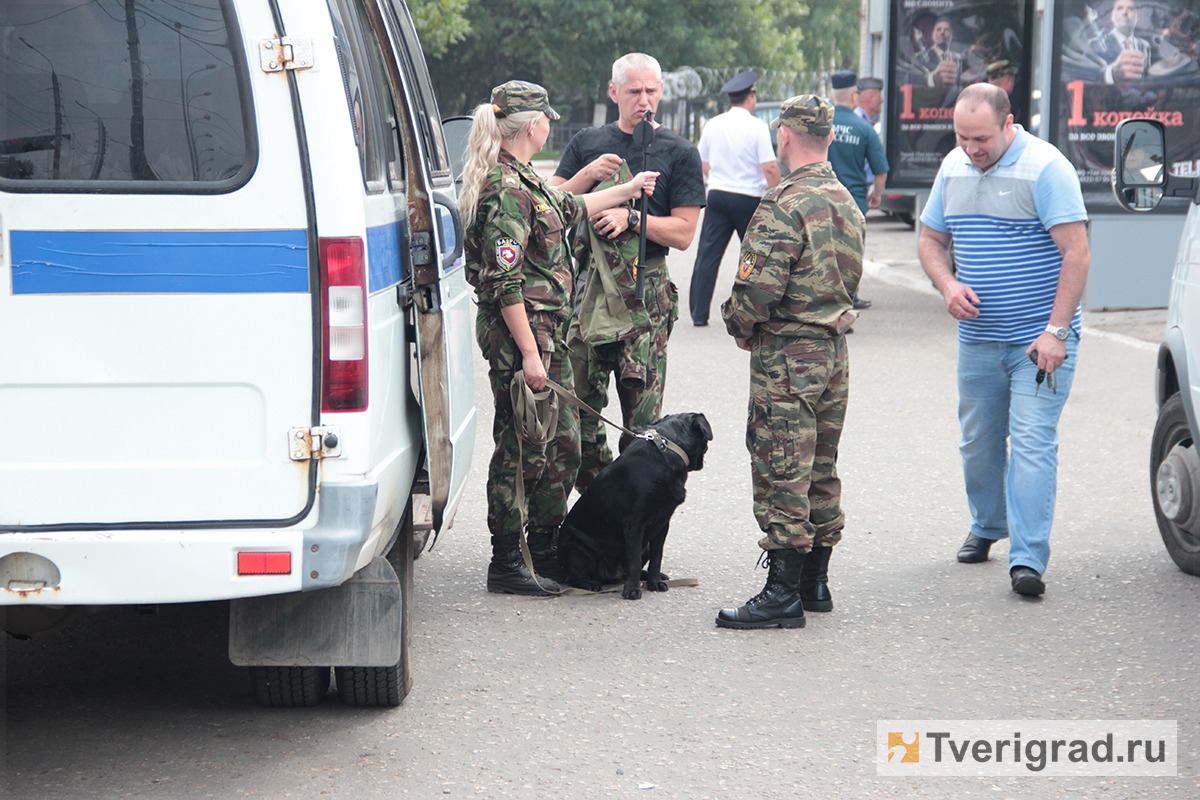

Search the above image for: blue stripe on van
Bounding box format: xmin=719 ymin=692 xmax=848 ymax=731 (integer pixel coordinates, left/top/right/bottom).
xmin=365 ymin=220 xmax=406 ymax=293
xmin=10 ymin=230 xmax=309 ymax=294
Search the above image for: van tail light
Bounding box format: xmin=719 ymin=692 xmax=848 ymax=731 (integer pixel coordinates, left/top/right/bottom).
xmin=320 ymin=238 xmax=368 ymax=411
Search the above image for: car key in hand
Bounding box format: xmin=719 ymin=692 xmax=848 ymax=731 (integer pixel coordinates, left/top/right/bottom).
xmin=1028 ymin=350 xmax=1067 ymax=395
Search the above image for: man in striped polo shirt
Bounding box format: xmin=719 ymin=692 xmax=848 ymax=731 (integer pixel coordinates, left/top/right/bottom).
xmin=918 ymin=83 xmax=1090 ymax=598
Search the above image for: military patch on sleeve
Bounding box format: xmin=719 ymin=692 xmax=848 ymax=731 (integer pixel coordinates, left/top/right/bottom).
xmin=495 ymin=238 xmax=520 ymax=271
xmin=534 ymin=203 xmax=550 ymax=214
xmin=738 ymin=251 xmax=757 ymax=281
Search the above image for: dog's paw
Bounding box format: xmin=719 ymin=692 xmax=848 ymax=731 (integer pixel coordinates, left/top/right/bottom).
xmin=622 ymin=584 xmax=643 ymax=600
xmin=644 ymin=578 xmax=669 ymax=592
xmin=640 ymin=569 xmax=669 ymax=581
xmin=580 ymin=580 xmax=605 ymax=593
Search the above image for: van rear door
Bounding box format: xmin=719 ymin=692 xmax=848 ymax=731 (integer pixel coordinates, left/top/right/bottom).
xmin=0 ymin=0 xmax=316 ymax=528
xmin=375 ymin=0 xmax=475 ymax=534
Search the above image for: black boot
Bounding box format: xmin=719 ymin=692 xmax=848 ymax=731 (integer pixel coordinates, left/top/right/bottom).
xmin=487 ymin=534 xmax=560 ymax=596
xmin=716 ymin=549 xmax=807 ymax=629
xmin=527 ymin=526 xmax=568 ymax=584
xmin=800 ymin=545 xmax=833 ymax=612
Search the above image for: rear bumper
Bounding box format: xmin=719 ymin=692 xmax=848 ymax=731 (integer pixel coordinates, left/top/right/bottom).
xmin=0 ymin=481 xmax=377 ymax=605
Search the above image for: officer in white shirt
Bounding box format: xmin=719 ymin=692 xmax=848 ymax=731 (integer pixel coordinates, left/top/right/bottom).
xmin=689 ymin=70 xmax=780 ymax=326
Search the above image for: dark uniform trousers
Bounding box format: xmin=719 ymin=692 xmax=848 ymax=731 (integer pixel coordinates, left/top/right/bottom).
xmin=689 ymin=189 xmax=763 ymax=325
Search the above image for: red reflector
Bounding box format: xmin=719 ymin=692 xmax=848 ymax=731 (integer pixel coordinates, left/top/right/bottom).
xmin=237 ymin=552 xmax=292 ymax=575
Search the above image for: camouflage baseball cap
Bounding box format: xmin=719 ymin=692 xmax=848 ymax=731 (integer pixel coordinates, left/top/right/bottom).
xmin=491 ymin=80 xmax=561 ymax=120
xmin=770 ymin=95 xmax=834 ymax=136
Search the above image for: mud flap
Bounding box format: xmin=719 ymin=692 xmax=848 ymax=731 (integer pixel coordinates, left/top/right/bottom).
xmin=228 ymin=557 xmax=401 ymax=667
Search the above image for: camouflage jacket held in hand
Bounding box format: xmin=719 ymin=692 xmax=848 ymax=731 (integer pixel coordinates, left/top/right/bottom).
xmin=465 ymin=150 xmax=587 ymax=317
xmin=568 ymin=161 xmax=649 ymax=347
xmin=722 ymin=161 xmax=865 ymax=340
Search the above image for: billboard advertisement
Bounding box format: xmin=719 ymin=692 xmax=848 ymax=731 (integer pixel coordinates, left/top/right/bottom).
xmin=886 ymin=0 xmax=1035 ymax=186
xmin=1052 ymin=0 xmax=1200 ymax=210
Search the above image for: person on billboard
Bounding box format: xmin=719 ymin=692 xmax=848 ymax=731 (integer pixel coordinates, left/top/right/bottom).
xmin=1090 ymin=0 xmax=1154 ymax=84
xmin=914 ymin=17 xmax=969 ymax=89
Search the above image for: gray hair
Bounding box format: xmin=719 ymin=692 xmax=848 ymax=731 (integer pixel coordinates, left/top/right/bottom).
xmin=611 ymin=53 xmax=662 ymax=89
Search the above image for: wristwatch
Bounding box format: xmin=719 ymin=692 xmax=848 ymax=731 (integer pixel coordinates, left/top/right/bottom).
xmin=627 ymin=209 xmax=640 ymax=231
xmin=1045 ymin=324 xmax=1070 ymax=341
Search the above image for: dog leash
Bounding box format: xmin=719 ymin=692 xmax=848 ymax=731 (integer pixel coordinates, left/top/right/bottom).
xmin=542 ymin=378 xmax=692 ymax=467
xmin=509 ymin=375 xmax=698 ymax=595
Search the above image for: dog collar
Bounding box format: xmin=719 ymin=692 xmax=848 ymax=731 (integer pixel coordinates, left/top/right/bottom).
xmin=637 ymin=429 xmax=690 ymax=468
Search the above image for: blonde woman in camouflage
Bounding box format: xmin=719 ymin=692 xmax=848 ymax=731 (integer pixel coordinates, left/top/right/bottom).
xmin=460 ymin=80 xmax=657 ymax=595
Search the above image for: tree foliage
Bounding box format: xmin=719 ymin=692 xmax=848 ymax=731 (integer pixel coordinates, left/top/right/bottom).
xmin=419 ymin=0 xmax=862 ymax=118
xmin=408 ymin=0 xmax=471 ymax=59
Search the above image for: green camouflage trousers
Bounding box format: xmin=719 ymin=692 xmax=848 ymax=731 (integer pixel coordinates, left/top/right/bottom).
xmin=477 ymin=309 xmax=581 ymax=538
xmin=747 ymin=333 xmax=848 ymax=551
xmin=570 ymin=261 xmax=678 ymax=492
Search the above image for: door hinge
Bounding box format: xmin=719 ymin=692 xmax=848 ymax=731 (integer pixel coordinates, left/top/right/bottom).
xmin=289 ymin=426 xmax=342 ymax=461
xmin=259 ymin=36 xmax=314 ymax=73
xmin=410 ymin=231 xmax=432 ymax=266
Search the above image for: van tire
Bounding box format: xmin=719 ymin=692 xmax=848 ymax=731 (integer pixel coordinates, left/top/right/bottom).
xmin=335 ymin=664 xmax=403 ymax=707
xmin=250 ymin=665 xmax=331 ymax=707
xmin=1151 ymin=392 xmax=1200 ymax=576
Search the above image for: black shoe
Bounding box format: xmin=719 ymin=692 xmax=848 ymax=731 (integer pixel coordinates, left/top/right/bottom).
xmin=957 ymin=533 xmax=993 ymax=563
xmin=716 ymin=550 xmax=807 ymax=629
xmin=692 ymin=319 xmax=708 ymax=327
xmin=852 ymin=297 xmax=872 ymax=310
xmin=1010 ymin=566 xmax=1045 ymax=597
xmin=800 ymin=545 xmax=833 ymax=612
xmin=487 ymin=534 xmax=559 ymax=596
xmin=527 ymin=526 xmax=568 ymax=584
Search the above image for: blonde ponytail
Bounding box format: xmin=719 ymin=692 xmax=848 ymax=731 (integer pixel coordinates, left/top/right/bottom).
xmin=459 ymin=105 xmax=544 ymax=228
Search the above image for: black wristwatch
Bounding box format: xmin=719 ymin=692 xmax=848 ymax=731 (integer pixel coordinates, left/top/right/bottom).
xmin=627 ymin=208 xmax=640 ymax=231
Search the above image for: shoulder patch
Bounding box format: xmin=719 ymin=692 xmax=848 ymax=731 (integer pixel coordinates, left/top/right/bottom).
xmin=738 ymin=251 xmax=756 ymax=281
xmin=495 ymin=238 xmax=520 ymax=271
xmin=502 ymin=173 xmax=519 ymax=188
xmin=534 ymin=202 xmax=551 ymax=214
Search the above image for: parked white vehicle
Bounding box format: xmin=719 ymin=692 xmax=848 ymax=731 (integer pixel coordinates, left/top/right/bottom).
xmin=1112 ymin=119 xmax=1200 ymax=577
xmin=0 ymin=0 xmax=475 ymax=707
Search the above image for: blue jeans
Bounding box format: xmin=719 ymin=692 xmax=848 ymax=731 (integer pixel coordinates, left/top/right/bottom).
xmin=957 ymin=338 xmax=1078 ymax=575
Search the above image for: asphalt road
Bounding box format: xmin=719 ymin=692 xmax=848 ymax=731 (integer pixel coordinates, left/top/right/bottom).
xmin=4 ymin=211 xmax=1197 ymax=799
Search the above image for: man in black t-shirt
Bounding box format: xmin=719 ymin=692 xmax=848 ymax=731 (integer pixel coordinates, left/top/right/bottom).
xmin=551 ymin=52 xmax=706 ymax=493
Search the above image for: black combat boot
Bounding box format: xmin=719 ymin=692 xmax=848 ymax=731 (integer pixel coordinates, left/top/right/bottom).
xmin=526 ymin=526 xmax=568 ymax=584
xmin=487 ymin=533 xmax=560 ymax=596
xmin=715 ymin=549 xmax=807 ymax=629
xmin=800 ymin=545 xmax=833 ymax=612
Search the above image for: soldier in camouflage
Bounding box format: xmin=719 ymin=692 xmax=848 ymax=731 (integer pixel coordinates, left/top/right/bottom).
xmin=715 ymin=95 xmax=865 ymax=629
xmin=459 ymin=80 xmax=657 ymax=595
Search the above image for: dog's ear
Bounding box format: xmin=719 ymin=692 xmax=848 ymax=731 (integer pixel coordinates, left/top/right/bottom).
xmin=692 ymin=413 xmax=713 ymax=442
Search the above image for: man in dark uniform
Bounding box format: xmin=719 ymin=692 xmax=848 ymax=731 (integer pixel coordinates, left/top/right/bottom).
xmin=715 ymin=96 xmax=865 ymax=630
xmin=551 ymin=52 xmax=707 ymax=491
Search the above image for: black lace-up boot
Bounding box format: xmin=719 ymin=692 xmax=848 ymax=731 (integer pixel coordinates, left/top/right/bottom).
xmin=487 ymin=534 xmax=559 ymax=596
xmin=800 ymin=545 xmax=833 ymax=612
xmin=526 ymin=526 xmax=568 ymax=584
xmin=715 ymin=549 xmax=807 ymax=629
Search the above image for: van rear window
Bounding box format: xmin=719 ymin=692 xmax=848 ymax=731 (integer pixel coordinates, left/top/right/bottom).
xmin=0 ymin=0 xmax=253 ymax=191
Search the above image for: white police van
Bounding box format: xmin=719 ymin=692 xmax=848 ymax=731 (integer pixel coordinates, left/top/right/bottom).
xmin=1113 ymin=119 xmax=1200 ymax=578
xmin=0 ymin=0 xmax=475 ymax=707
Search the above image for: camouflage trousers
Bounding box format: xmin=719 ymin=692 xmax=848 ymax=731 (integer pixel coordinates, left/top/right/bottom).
xmin=747 ymin=332 xmax=848 ymax=551
xmin=477 ymin=309 xmax=581 ymax=538
xmin=570 ymin=260 xmax=678 ymax=491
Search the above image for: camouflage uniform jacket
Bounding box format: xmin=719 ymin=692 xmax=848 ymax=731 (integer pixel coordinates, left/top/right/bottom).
xmin=465 ymin=150 xmax=587 ymax=317
xmin=722 ymin=161 xmax=865 ymax=339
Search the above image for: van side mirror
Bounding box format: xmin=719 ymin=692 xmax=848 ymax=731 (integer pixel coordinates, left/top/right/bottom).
xmin=441 ymin=116 xmax=472 ymax=195
xmin=1111 ymin=118 xmax=1196 ymax=212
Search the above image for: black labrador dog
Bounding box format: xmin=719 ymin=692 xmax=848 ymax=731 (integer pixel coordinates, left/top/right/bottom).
xmin=557 ymin=412 xmax=712 ymax=599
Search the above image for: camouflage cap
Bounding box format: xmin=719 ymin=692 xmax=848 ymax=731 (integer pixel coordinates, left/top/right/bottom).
xmin=770 ymin=95 xmax=834 ymax=136
xmin=986 ymin=59 xmax=1019 ymax=79
xmin=491 ymin=80 xmax=561 ymax=120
